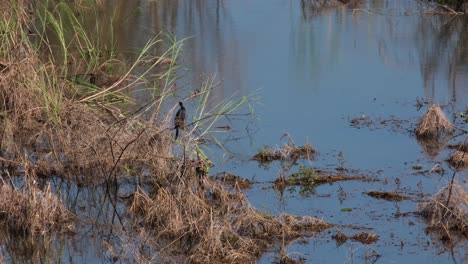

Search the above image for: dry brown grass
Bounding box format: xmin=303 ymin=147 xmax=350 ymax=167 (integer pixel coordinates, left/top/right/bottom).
xmin=349 ymin=232 xmax=379 ymax=244
xmin=131 ymin=177 xmax=332 ymax=263
xmin=0 ymin=181 xmax=72 ymax=235
xmin=0 ymin=0 xmax=174 ymax=185
xmin=331 ymin=230 xmax=379 ymax=245
xmin=418 ymin=181 xmax=467 ymax=237
xmin=282 ymin=166 xmax=368 ymax=188
xmin=446 ymin=150 xmax=468 ymax=170
xmin=253 ymin=142 xmax=315 ymax=164
xmin=415 ymin=105 xmax=454 ymax=138
xmin=448 ymin=143 xmax=468 ymax=152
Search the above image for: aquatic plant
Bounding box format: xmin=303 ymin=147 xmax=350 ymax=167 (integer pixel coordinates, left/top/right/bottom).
xmin=418 ymin=181 xmax=467 ymax=237
xmin=415 ymin=105 xmax=454 ymax=138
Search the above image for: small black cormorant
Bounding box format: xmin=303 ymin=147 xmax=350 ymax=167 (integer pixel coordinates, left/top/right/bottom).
xmin=174 ymin=102 xmax=186 ymax=140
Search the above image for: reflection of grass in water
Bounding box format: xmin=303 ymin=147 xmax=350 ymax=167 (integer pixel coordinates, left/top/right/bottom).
xmin=0 ymin=227 xmax=56 ymax=264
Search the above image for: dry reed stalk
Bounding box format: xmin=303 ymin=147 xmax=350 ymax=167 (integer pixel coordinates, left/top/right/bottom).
xmin=415 ymin=105 xmax=454 ymax=138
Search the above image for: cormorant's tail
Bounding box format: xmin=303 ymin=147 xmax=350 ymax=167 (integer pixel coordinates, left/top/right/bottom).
xmin=175 ymin=128 xmax=179 ymax=140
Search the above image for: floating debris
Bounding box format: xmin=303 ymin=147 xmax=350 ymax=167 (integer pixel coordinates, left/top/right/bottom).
xmin=253 ymin=144 xmax=315 ymax=164
xmin=365 ymin=191 xmax=410 ymax=201
xmin=350 ymin=115 xmax=412 ymax=133
xmin=349 ymin=232 xmax=379 ymax=244
xmin=350 ymin=115 xmax=372 ymax=128
xmin=332 ymin=230 xmax=348 ymax=246
xmin=332 ymin=230 xmax=379 ymax=245
xmin=282 ymin=166 xmax=368 ymax=187
xmin=280 ymin=214 xmax=333 ymax=233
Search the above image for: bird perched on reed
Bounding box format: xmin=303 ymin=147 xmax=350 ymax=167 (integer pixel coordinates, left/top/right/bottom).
xmin=174 ymin=101 xmax=186 ymax=140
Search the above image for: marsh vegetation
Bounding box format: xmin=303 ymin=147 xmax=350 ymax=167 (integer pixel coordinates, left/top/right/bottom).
xmin=0 ymin=0 xmax=467 ymax=263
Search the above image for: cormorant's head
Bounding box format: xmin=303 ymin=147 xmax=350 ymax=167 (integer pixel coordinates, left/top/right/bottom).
xmin=179 ymin=102 xmax=183 ymax=107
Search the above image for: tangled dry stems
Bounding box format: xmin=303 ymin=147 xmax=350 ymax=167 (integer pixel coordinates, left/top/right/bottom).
xmin=446 ymin=150 xmax=468 ymax=170
xmin=418 ymin=181 xmax=468 ymax=236
xmin=253 ymin=143 xmax=315 ymax=164
xmin=0 ymin=182 xmax=71 ymax=235
xmin=415 ymin=105 xmax=454 ymax=138
xmin=132 ymin=177 xmax=332 ymax=263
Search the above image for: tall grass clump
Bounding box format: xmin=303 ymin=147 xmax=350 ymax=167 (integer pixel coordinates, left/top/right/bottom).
xmin=416 ymin=105 xmax=454 ymax=138
xmin=0 ymin=0 xmax=185 ymax=182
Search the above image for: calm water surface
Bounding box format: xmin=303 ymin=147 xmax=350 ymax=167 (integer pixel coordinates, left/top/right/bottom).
xmin=15 ymin=0 xmax=468 ymax=263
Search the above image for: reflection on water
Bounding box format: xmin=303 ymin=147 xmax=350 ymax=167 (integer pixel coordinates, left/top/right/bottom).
xmin=18 ymin=0 xmax=468 ymax=263
xmin=87 ymin=0 xmax=468 ymax=108
xmin=65 ymin=0 xmax=468 ymax=115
